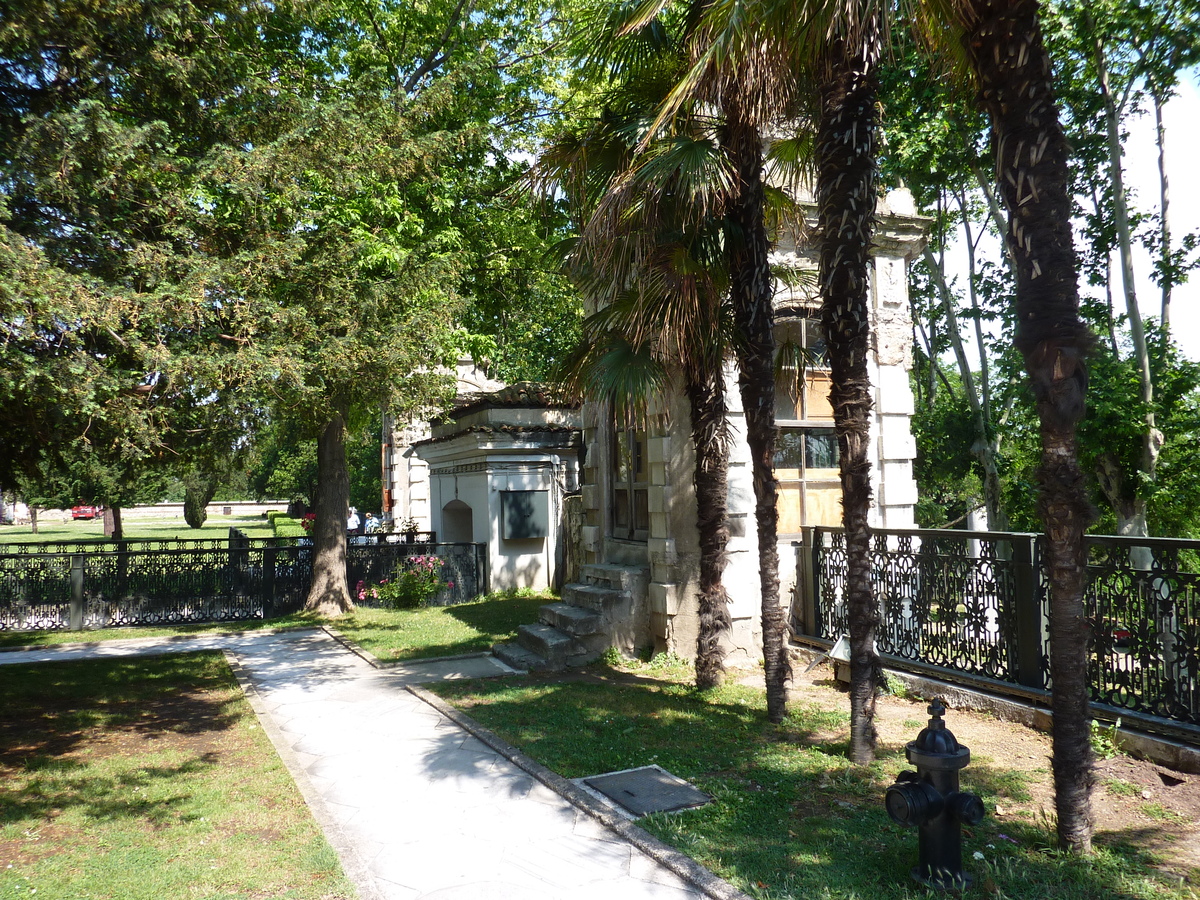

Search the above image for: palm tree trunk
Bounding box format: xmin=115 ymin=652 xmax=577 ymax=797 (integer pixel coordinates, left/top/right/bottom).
xmin=816 ymin=21 xmax=883 ymax=765
xmin=688 ymin=367 xmax=732 ymax=689
xmin=960 ymin=0 xmax=1096 ymax=854
xmin=720 ymin=95 xmax=789 ymax=723
xmin=305 ymin=408 xmax=355 ymax=617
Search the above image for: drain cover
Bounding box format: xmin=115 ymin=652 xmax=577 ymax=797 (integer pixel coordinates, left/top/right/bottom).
xmin=583 ymin=765 xmax=711 ymax=817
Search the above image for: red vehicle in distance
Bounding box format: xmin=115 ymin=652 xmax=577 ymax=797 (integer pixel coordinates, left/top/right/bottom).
xmin=71 ymin=505 xmax=103 ymax=520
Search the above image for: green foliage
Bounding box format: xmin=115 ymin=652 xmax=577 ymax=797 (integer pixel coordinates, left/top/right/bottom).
xmin=1089 ymin=718 xmax=1123 ymax=760
xmin=270 ymin=516 xmax=306 ymax=538
xmin=182 ymin=472 xmax=218 ymax=529
xmin=358 ymin=555 xmax=448 ymax=609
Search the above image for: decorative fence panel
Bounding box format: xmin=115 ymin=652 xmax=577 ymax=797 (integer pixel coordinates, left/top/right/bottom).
xmin=0 ymin=538 xmax=487 ymax=632
xmin=347 ymin=540 xmax=487 ymax=607
xmin=799 ymin=527 xmax=1198 ymax=731
xmin=1083 ymin=537 xmax=1200 ymax=725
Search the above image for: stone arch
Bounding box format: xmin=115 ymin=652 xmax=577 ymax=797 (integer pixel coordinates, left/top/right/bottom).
xmin=442 ymin=499 xmax=474 ymax=543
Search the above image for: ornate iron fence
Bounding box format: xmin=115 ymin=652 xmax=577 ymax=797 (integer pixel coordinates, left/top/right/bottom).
xmin=797 ymin=527 xmax=1199 ymax=730
xmin=0 ymin=538 xmax=487 ymax=632
xmin=348 ymin=540 xmax=487 ymax=607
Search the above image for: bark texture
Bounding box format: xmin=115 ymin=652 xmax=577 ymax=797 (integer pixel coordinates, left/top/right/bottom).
xmin=305 ymin=410 xmax=355 ymax=617
xmin=816 ymin=23 xmax=882 ymax=764
xmin=689 ymin=372 xmax=732 ymax=690
xmin=720 ymin=93 xmax=790 ymax=722
xmin=960 ymin=0 xmax=1096 ymax=853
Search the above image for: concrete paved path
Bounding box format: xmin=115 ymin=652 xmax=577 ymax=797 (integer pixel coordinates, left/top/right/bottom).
xmin=0 ymin=629 xmax=733 ymax=900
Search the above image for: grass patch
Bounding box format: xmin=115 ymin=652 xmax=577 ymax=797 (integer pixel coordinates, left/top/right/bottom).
xmin=432 ymin=657 xmax=1194 ymax=900
xmin=0 ymin=613 xmax=322 ymax=650
xmin=0 ymin=652 xmax=353 ymax=899
xmin=329 ymin=590 xmax=550 ymax=661
xmin=0 ymin=515 xmax=275 ymax=546
xmin=0 ymin=591 xmax=548 ymax=655
xmin=1139 ymin=803 xmax=1188 ymax=823
xmin=1104 ymin=777 xmax=1142 ymax=798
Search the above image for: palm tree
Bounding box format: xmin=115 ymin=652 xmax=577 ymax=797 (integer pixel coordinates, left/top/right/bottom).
xmin=533 ymin=51 xmax=739 ymax=687
xmin=948 ymin=0 xmax=1098 ymax=854
xmin=635 ymin=4 xmax=806 ymax=723
xmin=813 ymin=9 xmax=886 ymax=763
xmin=655 ymin=0 xmax=889 ymax=738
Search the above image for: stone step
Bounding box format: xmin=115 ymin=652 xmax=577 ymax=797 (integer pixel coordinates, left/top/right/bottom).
xmin=581 ymin=563 xmax=646 ymax=591
xmin=539 ymin=602 xmax=602 ymax=636
xmin=565 ymin=635 xmax=609 ymax=667
xmin=516 ymin=623 xmax=574 ymax=668
xmin=561 ymin=583 xmax=628 ymax=614
xmin=493 ymin=641 xmax=550 ymax=672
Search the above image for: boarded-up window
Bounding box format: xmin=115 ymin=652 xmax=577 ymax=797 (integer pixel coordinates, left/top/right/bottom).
xmin=502 ymin=491 xmax=549 ymax=540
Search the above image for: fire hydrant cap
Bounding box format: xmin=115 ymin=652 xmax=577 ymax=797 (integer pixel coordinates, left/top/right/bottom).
xmin=906 ymin=698 xmax=971 ymax=768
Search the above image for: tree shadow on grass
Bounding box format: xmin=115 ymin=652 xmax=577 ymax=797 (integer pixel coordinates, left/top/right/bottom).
xmin=438 ymin=673 xmax=1191 ymax=900
xmin=0 ymin=653 xmax=243 ymax=767
xmin=442 ymin=594 xmax=549 ymax=635
xmin=1 ymin=753 xmax=221 ymax=828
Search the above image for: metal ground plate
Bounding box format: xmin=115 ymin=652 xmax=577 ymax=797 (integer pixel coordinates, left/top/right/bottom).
xmin=582 ymin=765 xmax=711 ymax=817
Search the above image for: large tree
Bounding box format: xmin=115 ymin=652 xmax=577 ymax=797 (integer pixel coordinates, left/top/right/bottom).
xmin=814 ymin=6 xmax=887 ymax=763
xmin=536 ymin=15 xmax=739 ymax=686
xmin=0 ymin=0 xmax=308 ymax=497
xmin=952 ymin=0 xmax=1098 ymax=854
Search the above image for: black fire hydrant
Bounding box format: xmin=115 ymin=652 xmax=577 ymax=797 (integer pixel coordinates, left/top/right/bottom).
xmin=885 ymin=698 xmax=986 ymax=890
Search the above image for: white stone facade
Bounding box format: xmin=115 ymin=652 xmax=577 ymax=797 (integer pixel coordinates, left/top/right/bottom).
xmin=577 ymin=189 xmax=929 ymax=662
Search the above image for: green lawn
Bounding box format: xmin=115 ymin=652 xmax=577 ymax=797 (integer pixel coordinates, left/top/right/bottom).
xmin=0 ymin=592 xmax=549 ymax=657
xmin=0 ymin=652 xmax=354 ymax=899
xmin=432 ymin=655 xmax=1197 ymax=900
xmin=326 ymin=591 xmax=552 ymax=661
xmin=0 ymin=514 xmax=277 ymax=545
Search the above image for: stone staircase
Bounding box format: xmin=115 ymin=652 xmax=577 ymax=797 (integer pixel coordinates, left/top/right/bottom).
xmin=493 ymin=563 xmax=648 ymax=672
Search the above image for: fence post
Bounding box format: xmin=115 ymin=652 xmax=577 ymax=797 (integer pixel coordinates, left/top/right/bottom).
xmin=794 ymin=528 xmax=818 ymax=637
xmin=262 ymin=545 xmax=277 ymax=618
xmin=1012 ymin=534 xmax=1043 ymax=689
xmin=69 ymin=554 xmax=85 ymax=631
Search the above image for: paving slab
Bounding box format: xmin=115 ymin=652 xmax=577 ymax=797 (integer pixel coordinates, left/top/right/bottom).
xmin=0 ymin=627 xmax=749 ymax=900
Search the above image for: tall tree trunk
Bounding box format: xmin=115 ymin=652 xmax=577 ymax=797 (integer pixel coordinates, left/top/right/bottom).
xmin=720 ymin=95 xmax=789 ymax=723
xmin=104 ymin=506 xmax=123 ymax=541
xmin=817 ymin=20 xmax=883 ymax=765
xmin=1094 ymin=30 xmax=1162 ymax=534
xmin=921 ymin=245 xmax=1008 ymax=530
xmin=688 ymin=370 xmax=732 ymax=690
xmin=960 ymin=0 xmax=1097 ymax=854
xmin=305 ymin=409 xmax=355 ymax=616
xmin=1154 ymin=92 xmax=1173 ymax=334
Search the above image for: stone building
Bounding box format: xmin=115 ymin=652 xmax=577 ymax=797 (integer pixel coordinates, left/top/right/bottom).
xmin=549 ymin=188 xmax=929 ymax=666
xmin=388 ymin=191 xmax=928 ymax=670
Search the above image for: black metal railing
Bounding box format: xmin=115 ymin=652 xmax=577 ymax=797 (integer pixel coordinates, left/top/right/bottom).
xmin=796 ymin=527 xmax=1199 ymax=731
xmin=0 ymin=537 xmax=487 ymax=632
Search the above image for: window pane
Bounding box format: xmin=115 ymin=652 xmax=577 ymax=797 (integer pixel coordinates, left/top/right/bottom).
xmin=774 ymin=429 xmax=805 ymax=469
xmin=614 ymin=490 xmax=630 ymax=529
xmin=634 ymin=489 xmax=649 ymax=532
xmin=806 ymin=429 xmax=839 ymax=469
xmin=805 ymin=319 xmax=827 ymax=363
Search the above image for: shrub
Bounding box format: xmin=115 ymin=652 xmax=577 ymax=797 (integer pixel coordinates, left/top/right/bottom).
xmin=357 ymin=555 xmax=451 ymax=609
xmin=271 ymin=515 xmax=306 ymax=538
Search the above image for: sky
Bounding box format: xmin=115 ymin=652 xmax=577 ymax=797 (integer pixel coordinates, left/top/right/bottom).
xmin=1119 ymin=73 xmax=1200 ymax=359
xmin=943 ymin=71 xmax=1200 ymax=366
